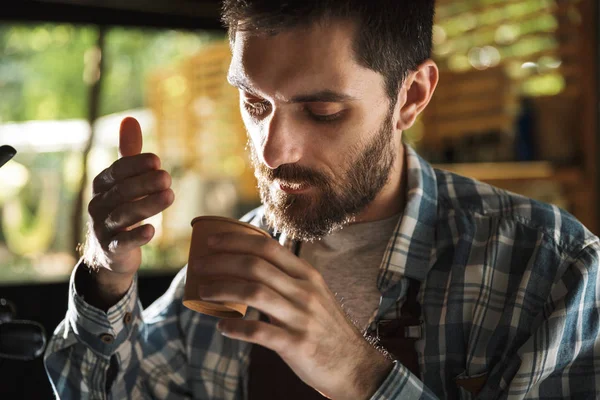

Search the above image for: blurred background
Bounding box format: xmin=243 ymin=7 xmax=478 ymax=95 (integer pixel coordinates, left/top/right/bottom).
xmin=0 ymin=0 xmax=598 ymax=397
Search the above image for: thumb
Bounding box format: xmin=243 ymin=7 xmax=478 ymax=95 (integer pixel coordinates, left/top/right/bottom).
xmin=119 ymin=117 xmax=143 ymax=158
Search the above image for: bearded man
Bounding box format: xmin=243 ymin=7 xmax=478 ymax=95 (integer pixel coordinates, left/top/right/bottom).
xmin=45 ymin=1 xmax=600 ymax=399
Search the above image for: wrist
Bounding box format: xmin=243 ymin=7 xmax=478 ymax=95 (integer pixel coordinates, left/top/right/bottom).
xmin=76 ymin=263 xmax=135 ymax=312
xmin=95 ymin=267 xmax=135 ymax=294
xmin=352 ymin=348 xmax=394 ymax=400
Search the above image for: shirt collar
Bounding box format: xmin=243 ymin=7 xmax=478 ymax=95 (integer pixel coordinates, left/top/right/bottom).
xmin=275 ymin=145 xmax=439 ymax=292
xmin=376 ymin=145 xmax=438 ymax=293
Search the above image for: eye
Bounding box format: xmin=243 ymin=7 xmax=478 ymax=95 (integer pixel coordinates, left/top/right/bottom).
xmin=305 ymin=103 xmax=345 ymax=123
xmin=242 ymin=96 xmax=271 ymax=119
xmin=307 ymin=110 xmax=345 ymax=122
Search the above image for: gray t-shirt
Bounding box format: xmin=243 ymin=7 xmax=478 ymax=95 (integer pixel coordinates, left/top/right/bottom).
xmin=299 ymin=213 xmax=401 ymax=332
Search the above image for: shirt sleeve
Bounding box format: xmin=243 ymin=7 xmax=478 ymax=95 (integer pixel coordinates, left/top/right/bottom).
xmin=370 ymin=242 xmax=600 ymax=400
xmin=370 ymin=361 xmax=440 ymax=399
xmin=43 ymin=260 xmax=191 ymax=399
xmin=493 ymin=243 xmax=600 ymax=399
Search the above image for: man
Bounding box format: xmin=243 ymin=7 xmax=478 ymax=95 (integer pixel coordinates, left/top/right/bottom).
xmin=44 ymin=0 xmax=600 ymax=399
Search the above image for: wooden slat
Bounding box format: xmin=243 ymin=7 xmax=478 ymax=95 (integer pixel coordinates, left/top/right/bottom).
xmin=426 ymin=114 xmax=514 ymax=139
xmin=433 ymin=162 xmax=583 ymax=184
xmin=426 ymin=97 xmax=513 ymax=119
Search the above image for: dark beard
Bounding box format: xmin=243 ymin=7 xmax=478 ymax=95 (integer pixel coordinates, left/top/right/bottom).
xmin=249 ymin=111 xmax=396 ymax=241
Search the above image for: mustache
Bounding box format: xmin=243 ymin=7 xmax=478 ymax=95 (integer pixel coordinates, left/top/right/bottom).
xmin=257 ymin=163 xmax=330 ymax=187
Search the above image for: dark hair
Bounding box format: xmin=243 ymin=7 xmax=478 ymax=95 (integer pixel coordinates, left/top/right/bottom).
xmin=221 ymin=0 xmax=435 ymax=101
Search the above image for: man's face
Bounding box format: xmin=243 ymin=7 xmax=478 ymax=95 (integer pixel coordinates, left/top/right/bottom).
xmin=228 ymin=20 xmax=401 ymax=241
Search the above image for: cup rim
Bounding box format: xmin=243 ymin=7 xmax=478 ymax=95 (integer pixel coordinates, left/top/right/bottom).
xmin=190 ymin=215 xmax=271 ymax=238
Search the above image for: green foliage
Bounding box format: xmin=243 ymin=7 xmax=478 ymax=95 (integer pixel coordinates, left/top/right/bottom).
xmin=0 ymin=23 xmax=224 ymax=279
xmin=0 ymin=24 xmax=223 ymax=123
xmin=100 ymin=27 xmax=222 ymax=116
xmin=0 ymin=24 xmax=96 ymax=122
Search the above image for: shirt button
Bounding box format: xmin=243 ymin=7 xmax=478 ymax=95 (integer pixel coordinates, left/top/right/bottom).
xmin=123 ymin=312 xmax=133 ymax=325
xmin=100 ymin=334 xmax=114 ymax=344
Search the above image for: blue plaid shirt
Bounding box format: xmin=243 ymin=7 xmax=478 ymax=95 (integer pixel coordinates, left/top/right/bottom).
xmin=45 ymin=146 xmax=600 ymax=399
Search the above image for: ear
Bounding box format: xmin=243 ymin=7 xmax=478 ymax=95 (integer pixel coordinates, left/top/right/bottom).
xmin=396 ymin=59 xmax=439 ymax=131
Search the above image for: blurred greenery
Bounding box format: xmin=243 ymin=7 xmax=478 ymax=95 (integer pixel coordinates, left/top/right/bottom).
xmin=0 ymin=24 xmax=222 ymax=123
xmin=0 ymin=23 xmax=224 ymax=282
xmin=101 ymin=27 xmax=222 ymax=116
xmin=0 ymin=24 xmax=95 ymax=122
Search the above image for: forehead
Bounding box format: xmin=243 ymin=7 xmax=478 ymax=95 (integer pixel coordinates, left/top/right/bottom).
xmin=228 ymin=20 xmax=386 ymax=100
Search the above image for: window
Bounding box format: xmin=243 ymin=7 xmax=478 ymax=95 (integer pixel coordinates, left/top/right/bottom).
xmin=0 ymin=24 xmax=246 ymax=283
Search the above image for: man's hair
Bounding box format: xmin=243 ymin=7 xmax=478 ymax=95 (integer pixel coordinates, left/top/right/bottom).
xmin=221 ymin=0 xmax=435 ymax=101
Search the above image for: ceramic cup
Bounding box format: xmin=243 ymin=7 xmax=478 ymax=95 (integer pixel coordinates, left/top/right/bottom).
xmin=182 ymin=216 xmax=271 ymax=318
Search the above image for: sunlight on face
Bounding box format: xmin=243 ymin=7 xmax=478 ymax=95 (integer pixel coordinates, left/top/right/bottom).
xmin=229 ymin=20 xmax=400 ymax=240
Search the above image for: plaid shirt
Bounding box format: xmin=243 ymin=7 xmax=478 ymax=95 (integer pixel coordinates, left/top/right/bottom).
xmin=45 ymin=146 xmax=600 ymax=399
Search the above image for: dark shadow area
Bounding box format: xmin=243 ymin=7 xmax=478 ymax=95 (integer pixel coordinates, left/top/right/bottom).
xmin=0 ymin=270 xmax=177 ymax=399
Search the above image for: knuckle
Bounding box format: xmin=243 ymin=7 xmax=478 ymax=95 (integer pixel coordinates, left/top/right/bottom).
xmin=305 ymin=266 xmax=322 ymax=282
xmin=106 ymin=162 xmax=118 ymax=182
xmin=110 ymin=184 xmax=127 ymax=203
xmin=144 ymin=153 xmax=161 ymax=169
xmin=87 ymin=196 xmax=101 ymax=216
xmin=92 ymin=170 xmax=108 ymax=193
xmin=155 ymin=170 xmax=171 ymax=189
xmin=159 ymin=189 xmax=174 ymax=206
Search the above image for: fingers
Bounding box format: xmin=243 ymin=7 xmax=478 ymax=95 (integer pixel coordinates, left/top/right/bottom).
xmin=92 ymin=153 xmax=161 ymax=195
xmin=119 ymin=117 xmax=143 ymax=158
xmin=198 ymin=280 xmax=305 ymax=328
xmin=217 ymin=319 xmax=289 ymax=353
xmin=102 ymin=189 xmax=174 ymax=233
xmin=193 ymin=253 xmax=307 ymax=309
xmin=106 ymin=224 xmax=155 ymax=256
xmin=207 ymin=233 xmax=317 ymax=281
xmin=99 ymin=169 xmax=172 ymax=211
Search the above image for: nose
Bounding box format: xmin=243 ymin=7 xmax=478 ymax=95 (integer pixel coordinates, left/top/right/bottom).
xmin=260 ymin=111 xmax=303 ymax=169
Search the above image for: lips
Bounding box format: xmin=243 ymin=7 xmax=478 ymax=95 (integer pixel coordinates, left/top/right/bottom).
xmin=275 ymin=180 xmax=311 ymax=194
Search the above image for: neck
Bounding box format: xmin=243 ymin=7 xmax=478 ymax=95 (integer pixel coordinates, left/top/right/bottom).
xmin=352 ymin=144 xmax=407 ymax=224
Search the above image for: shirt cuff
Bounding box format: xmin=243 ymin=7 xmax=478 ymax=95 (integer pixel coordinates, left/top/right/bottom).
xmin=67 ymin=260 xmax=141 ymax=357
xmin=370 ymin=361 xmax=425 ymax=399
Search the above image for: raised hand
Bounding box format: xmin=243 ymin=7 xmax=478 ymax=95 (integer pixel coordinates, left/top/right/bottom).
xmin=82 ymin=117 xmax=175 ymax=307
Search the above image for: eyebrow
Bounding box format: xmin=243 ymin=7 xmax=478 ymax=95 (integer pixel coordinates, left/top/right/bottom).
xmin=227 ymin=75 xmax=357 ymax=103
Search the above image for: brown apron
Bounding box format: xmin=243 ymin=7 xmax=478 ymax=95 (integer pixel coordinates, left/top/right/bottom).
xmin=247 ymin=278 xmax=422 ymax=399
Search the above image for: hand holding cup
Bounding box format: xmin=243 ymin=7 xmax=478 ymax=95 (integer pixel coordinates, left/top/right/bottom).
xmin=183 ymin=216 xmax=271 ymax=318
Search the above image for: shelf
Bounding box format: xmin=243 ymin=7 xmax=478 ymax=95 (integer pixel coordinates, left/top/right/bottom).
xmin=433 ymin=161 xmax=584 ymax=185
